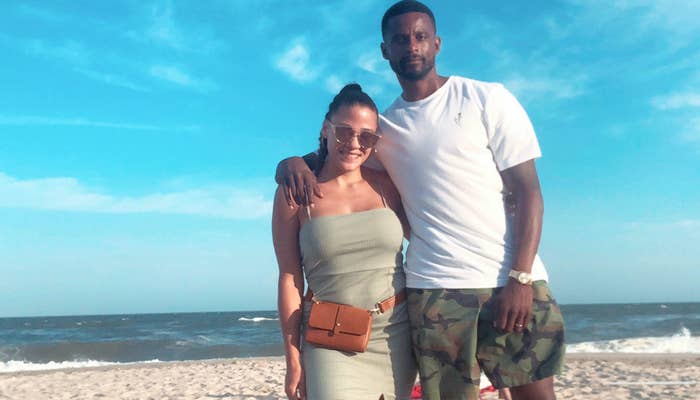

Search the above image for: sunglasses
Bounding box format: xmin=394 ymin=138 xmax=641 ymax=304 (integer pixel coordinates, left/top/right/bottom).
xmin=326 ymin=120 xmax=381 ymax=150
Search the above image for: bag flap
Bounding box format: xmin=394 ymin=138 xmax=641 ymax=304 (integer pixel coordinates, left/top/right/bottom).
xmin=308 ymin=302 xmax=339 ymax=330
xmin=336 ymin=305 xmax=371 ymax=335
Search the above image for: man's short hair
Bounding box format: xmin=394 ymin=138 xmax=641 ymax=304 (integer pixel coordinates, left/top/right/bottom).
xmin=381 ymin=0 xmax=436 ymax=38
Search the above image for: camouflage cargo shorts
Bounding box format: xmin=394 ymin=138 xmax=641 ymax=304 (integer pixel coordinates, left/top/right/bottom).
xmin=406 ymin=281 xmax=566 ymax=400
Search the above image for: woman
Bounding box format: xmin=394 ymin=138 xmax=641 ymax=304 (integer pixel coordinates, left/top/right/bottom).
xmin=272 ymin=83 xmax=417 ymax=400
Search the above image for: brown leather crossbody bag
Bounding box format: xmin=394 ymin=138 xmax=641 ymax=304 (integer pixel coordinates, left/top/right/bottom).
xmin=304 ymin=290 xmax=405 ymax=353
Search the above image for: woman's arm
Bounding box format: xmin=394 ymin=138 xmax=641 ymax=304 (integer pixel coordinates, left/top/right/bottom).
xmin=272 ymin=186 xmax=306 ymax=400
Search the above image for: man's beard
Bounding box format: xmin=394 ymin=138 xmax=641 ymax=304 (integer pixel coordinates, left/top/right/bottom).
xmin=390 ymin=55 xmax=434 ymax=81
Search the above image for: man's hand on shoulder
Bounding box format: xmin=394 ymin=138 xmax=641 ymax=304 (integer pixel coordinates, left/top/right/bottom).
xmin=275 ymin=155 xmax=322 ymax=207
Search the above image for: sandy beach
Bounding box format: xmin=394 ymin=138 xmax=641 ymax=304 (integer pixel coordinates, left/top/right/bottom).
xmin=1 ymin=353 xmax=697 ymax=400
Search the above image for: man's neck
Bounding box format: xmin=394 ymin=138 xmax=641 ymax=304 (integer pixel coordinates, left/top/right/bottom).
xmin=399 ymin=73 xmax=449 ymax=102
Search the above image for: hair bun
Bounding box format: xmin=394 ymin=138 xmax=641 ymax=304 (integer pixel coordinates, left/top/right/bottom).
xmin=340 ymin=83 xmax=362 ymax=93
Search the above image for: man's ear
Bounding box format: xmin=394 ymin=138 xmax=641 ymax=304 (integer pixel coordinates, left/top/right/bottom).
xmin=380 ymin=42 xmax=389 ymax=60
xmin=434 ymin=36 xmax=442 ymax=54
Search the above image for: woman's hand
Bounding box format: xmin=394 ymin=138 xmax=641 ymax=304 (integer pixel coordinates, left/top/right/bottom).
xmin=285 ymin=361 xmax=306 ymax=400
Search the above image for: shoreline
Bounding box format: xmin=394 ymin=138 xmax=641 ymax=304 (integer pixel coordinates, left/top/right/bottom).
xmin=3 ymin=353 xmax=699 ymax=376
xmin=0 ymin=356 xmax=287 ymax=377
xmin=1 ymin=353 xmax=698 ymax=399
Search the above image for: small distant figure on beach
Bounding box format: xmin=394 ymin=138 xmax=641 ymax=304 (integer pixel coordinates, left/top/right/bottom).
xmin=276 ymin=1 xmax=565 ymax=399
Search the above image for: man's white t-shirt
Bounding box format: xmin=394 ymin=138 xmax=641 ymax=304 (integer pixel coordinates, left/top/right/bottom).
xmin=373 ymin=76 xmax=549 ymax=289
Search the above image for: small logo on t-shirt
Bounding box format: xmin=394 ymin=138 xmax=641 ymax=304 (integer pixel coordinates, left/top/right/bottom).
xmin=455 ymin=112 xmax=462 ymax=126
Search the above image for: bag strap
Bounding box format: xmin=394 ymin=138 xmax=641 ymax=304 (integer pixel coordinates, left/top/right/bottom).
xmin=304 ymin=289 xmax=405 ymax=315
xmin=371 ymin=291 xmax=406 ymax=314
xmin=378 ymin=184 xmax=387 ymax=208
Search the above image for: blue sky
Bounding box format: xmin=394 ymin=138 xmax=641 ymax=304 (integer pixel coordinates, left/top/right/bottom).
xmin=1 ymin=0 xmax=699 ymax=317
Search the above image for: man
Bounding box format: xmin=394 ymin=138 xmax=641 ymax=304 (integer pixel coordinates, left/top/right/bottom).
xmin=276 ymin=1 xmax=565 ymax=399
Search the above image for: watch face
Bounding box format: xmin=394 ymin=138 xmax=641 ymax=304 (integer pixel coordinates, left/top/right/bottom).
xmin=518 ymin=274 xmax=529 ymax=284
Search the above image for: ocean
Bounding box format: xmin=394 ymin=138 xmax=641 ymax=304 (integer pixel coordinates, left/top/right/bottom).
xmin=1 ymin=302 xmax=698 ymax=373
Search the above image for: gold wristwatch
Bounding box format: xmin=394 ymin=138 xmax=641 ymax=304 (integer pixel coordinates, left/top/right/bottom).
xmin=508 ymin=269 xmax=533 ymax=285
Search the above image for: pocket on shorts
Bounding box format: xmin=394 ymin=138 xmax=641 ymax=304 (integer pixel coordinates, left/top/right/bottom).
xmin=529 ymin=281 xmax=565 ymax=341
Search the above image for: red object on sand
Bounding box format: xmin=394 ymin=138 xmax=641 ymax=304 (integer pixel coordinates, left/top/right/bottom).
xmin=481 ymin=385 xmax=496 ymax=393
xmin=410 ymin=384 xmax=422 ymax=399
xmin=410 ymin=384 xmax=496 ymax=399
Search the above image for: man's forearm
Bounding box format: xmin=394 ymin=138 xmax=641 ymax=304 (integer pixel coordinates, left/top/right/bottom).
xmin=511 ymin=189 xmax=543 ymax=273
xmin=302 ymin=152 xmax=318 ymax=172
xmin=275 ymin=153 xmax=319 ymax=184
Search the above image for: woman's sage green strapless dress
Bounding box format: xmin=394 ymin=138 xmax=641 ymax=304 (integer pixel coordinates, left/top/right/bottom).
xmin=300 ymin=207 xmax=417 ymax=400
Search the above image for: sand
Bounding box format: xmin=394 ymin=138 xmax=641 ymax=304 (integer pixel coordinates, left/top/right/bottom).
xmin=1 ymin=353 xmax=697 ymax=399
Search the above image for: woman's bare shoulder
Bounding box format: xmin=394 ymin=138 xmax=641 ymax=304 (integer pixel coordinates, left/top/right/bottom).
xmin=273 ymin=185 xmax=304 ymax=222
xmin=361 ymin=166 xmax=391 ymax=184
xmin=361 ymin=167 xmax=400 ymax=204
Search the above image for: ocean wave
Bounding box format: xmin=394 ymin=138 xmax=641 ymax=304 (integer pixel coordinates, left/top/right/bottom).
xmin=238 ymin=317 xmax=278 ymax=322
xmin=0 ymin=359 xmax=161 ymax=374
xmin=568 ymin=327 xmax=699 ymax=353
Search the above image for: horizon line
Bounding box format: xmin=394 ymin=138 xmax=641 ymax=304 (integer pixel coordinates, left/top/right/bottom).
xmin=2 ymin=300 xmax=698 ymax=319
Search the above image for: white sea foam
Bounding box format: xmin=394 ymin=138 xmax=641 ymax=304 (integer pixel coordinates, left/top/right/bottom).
xmin=238 ymin=317 xmax=278 ymax=322
xmin=568 ymin=327 xmax=699 ymax=353
xmin=0 ymin=359 xmax=161 ymax=373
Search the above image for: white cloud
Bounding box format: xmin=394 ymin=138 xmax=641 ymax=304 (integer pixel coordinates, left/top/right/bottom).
xmin=565 ymin=0 xmax=700 ymax=47
xmin=451 ymin=15 xmax=590 ymax=105
xmin=680 ymin=117 xmax=700 ymax=144
xmin=0 ymin=115 xmax=198 ymax=132
xmin=675 ymin=219 xmax=700 ymax=228
xmin=504 ymin=75 xmax=586 ymax=101
xmin=0 ymin=172 xmax=271 ymax=220
xmin=149 ymin=65 xmax=217 ymax=92
xmin=651 ymin=92 xmax=700 ymax=110
xmin=357 ymin=52 xmax=381 ymax=74
xmin=314 ymin=0 xmax=375 ymax=34
xmin=626 ymin=219 xmax=700 ymax=231
xmin=24 ymin=39 xmax=89 ymax=66
xmin=363 ymin=84 xmax=385 ymax=98
xmin=149 ymin=65 xmax=189 ymax=85
xmin=606 ymin=124 xmax=628 ymax=138
xmin=275 ymin=42 xmax=318 ymax=82
xmin=28 ymin=40 xmax=218 ymax=93
xmin=324 ymin=74 xmax=386 ymax=97
xmin=0 ymin=115 xmax=160 ymax=130
xmin=324 ymin=75 xmax=344 ymax=94
xmin=624 ymin=0 xmax=700 ymax=39
xmin=354 ymin=50 xmax=396 ymax=85
xmin=16 ymin=37 xmax=150 ymax=93
xmin=145 ymin=0 xmax=187 ymax=51
xmin=650 ymin=92 xmax=700 ymax=145
xmin=16 ymin=4 xmax=70 ymax=23
xmin=124 ymin=0 xmax=226 ymax=54
xmin=542 ymin=17 xmax=570 ymax=41
xmin=75 ymin=69 xmax=150 ymax=92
